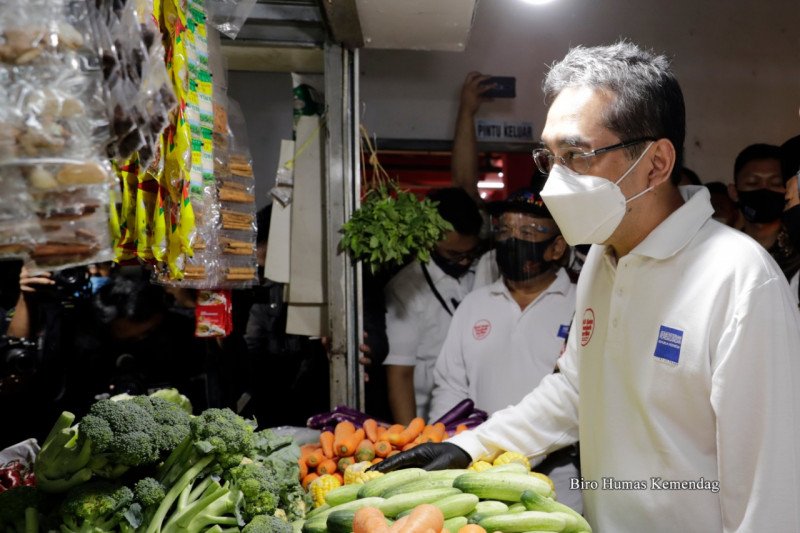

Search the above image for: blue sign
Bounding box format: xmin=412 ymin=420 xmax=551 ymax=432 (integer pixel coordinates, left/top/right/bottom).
xmin=654 ymin=325 xmax=683 ymax=364
xmin=557 ymin=324 xmax=570 ymax=339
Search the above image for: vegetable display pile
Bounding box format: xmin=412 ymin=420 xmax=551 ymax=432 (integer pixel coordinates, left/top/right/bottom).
xmin=0 ymin=391 xmax=310 ymax=533
xmin=300 ymin=460 xmax=591 ymax=533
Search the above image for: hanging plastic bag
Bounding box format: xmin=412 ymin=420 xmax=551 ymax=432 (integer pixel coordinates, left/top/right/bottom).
xmin=206 ymin=0 xmax=257 ymax=40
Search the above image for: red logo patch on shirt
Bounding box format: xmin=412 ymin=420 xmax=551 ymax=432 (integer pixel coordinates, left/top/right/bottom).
xmin=473 ymin=319 xmax=492 ymax=340
xmin=581 ymin=308 xmax=595 ymax=347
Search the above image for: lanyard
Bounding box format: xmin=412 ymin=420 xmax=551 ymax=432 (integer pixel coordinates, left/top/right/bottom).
xmin=421 ymin=263 xmax=458 ymax=316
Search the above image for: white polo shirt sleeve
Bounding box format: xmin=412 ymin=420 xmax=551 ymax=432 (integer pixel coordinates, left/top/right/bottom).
xmin=448 ymin=315 xmax=581 ymax=461
xmin=711 ymin=274 xmax=800 ymax=531
xmin=429 ymin=310 xmax=470 ymax=422
xmin=383 ymin=283 xmax=419 ymax=367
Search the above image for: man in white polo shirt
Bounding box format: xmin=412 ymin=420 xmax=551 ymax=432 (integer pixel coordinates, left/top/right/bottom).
xmin=429 ymin=183 xmax=581 ymax=511
xmin=374 ymin=41 xmax=800 ymax=531
xmin=383 ymin=187 xmax=483 ymax=424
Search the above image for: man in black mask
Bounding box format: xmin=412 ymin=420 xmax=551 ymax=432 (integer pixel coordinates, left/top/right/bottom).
xmin=428 ymin=181 xmax=581 ymax=511
xmin=383 ymin=187 xmax=483 ymax=424
xmin=728 ymin=143 xmax=800 ymax=281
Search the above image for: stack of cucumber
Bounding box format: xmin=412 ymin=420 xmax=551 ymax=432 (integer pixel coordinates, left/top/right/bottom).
xmin=300 ymin=463 xmax=591 ymax=533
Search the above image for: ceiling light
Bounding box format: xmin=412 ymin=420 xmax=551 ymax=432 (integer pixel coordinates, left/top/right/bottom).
xmin=519 ymin=0 xmax=556 ymax=4
xmin=478 ymin=181 xmax=505 ymax=189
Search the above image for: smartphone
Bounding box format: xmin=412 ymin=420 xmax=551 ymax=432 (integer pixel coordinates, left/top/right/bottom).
xmin=481 ymin=76 xmax=516 ymax=98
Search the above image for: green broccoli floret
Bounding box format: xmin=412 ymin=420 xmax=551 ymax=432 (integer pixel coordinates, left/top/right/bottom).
xmin=228 ymin=462 xmax=279 ymax=521
xmin=0 ymin=486 xmax=40 ymax=533
xmin=59 ymin=481 xmax=135 ymax=533
xmin=149 ymin=388 xmax=193 ymax=415
xmin=134 ymin=478 xmax=166 ymax=508
xmin=242 ymin=514 xmax=292 ymax=533
xmin=279 ymin=484 xmax=310 ymax=522
xmin=145 ymin=409 xmax=255 ymax=533
xmin=128 ymin=396 xmax=192 ymax=454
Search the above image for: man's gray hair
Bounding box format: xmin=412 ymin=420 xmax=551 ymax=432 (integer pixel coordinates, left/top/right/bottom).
xmin=543 ymin=40 xmax=685 ymax=184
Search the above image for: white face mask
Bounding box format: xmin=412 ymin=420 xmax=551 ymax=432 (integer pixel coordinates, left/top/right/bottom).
xmin=540 ymin=142 xmax=654 ymax=245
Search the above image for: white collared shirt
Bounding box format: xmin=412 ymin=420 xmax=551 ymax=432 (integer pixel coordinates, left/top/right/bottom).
xmin=449 ymin=186 xmax=800 ymax=532
xmin=429 ymin=267 xmax=576 ymax=422
xmin=383 ymin=260 xmax=476 ymax=420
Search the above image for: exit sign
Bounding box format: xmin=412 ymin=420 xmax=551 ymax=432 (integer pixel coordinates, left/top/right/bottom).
xmin=476 ymin=119 xmax=534 ymax=142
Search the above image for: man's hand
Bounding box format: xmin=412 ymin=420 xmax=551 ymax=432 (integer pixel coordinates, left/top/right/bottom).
xmin=359 ymin=332 xmax=372 ymax=382
xmin=369 ymin=442 xmax=472 ymax=472
xmin=19 ymin=266 xmax=54 ymax=294
xmin=460 ymin=71 xmax=493 ymax=117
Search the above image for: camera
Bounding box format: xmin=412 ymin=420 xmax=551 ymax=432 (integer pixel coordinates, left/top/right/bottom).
xmin=36 ymin=266 xmax=92 ymax=307
xmin=0 ymin=336 xmax=40 ymax=394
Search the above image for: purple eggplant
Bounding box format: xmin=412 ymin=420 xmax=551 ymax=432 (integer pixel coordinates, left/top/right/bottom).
xmin=433 ymin=399 xmax=475 ymax=426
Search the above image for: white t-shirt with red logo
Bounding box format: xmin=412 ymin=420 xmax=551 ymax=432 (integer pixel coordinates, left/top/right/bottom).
xmin=429 ymin=267 xmax=576 ymax=422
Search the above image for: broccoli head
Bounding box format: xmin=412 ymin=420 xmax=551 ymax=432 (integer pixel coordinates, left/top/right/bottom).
xmin=228 ymin=462 xmax=280 ymax=521
xmin=190 ymin=408 xmax=255 ymax=470
xmin=242 ymin=514 xmax=292 ymax=533
xmin=59 ymin=481 xmax=135 ymax=533
xmin=129 ymin=396 xmax=192 ymax=453
xmin=133 ymin=477 xmax=166 ymax=508
xmin=0 ymin=485 xmax=41 ymax=533
xmin=279 ymin=483 xmax=310 ymax=522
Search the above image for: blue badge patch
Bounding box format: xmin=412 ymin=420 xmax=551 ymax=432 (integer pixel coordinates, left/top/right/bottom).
xmin=557 ymin=324 xmax=570 ymax=339
xmin=654 ymin=325 xmax=683 ymax=364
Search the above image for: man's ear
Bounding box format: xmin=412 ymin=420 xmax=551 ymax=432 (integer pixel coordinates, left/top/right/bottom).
xmin=546 ymin=235 xmax=568 ymax=262
xmin=647 ymin=138 xmax=676 ymax=189
xmin=728 ymin=182 xmax=739 ymax=202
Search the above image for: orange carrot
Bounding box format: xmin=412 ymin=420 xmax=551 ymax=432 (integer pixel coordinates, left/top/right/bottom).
xmin=317 ymin=459 xmax=338 ymax=476
xmin=402 ymin=442 xmax=418 ymax=452
xmin=333 ymin=420 xmax=356 ymax=454
xmin=371 ymin=457 xmax=383 ymax=465
xmin=320 ymin=431 xmax=335 ymax=459
xmin=429 ymin=423 xmax=446 ymax=443
xmin=387 ymin=449 xmax=401 ymax=457
xmin=393 ymin=504 xmax=443 ymax=533
xmin=363 ymin=419 xmax=379 ymax=442
xmin=388 ymin=417 xmax=425 ymax=447
xmin=386 ymin=424 xmax=404 ymax=434
xmin=389 ymin=515 xmax=409 ymax=532
xmin=338 ymin=455 xmax=355 ymax=474
xmin=456 ymin=525 xmax=487 ymax=533
xmin=338 ymin=428 xmax=365 ymax=457
xmin=301 ymin=472 xmax=319 ymax=490
xmin=333 ymin=472 xmax=344 ymax=485
xmin=306 ymin=448 xmax=325 ymax=468
xmin=355 ymin=439 xmax=376 ymax=462
xmin=374 ymin=440 xmax=393 ymax=458
xmin=298 ymin=459 xmax=308 ymax=480
xmin=300 ymin=443 xmax=318 ymax=464
xmin=455 ymin=423 xmax=468 ymax=435
xmin=353 ymin=507 xmax=390 ymax=533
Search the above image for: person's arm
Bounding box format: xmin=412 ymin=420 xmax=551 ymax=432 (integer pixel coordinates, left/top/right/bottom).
xmin=448 ymin=316 xmax=581 ymax=462
xmin=451 ymin=72 xmax=492 ymax=201
xmin=7 ymin=267 xmax=53 ymax=338
xmin=386 ymin=364 xmax=416 ymax=425
xmin=711 ymin=276 xmax=800 ymax=531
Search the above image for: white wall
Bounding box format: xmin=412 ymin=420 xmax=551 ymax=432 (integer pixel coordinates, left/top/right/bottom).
xmin=359 ymin=0 xmax=800 ymax=184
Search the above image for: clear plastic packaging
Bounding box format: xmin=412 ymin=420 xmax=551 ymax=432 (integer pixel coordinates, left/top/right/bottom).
xmin=206 ymin=0 xmax=257 ymax=40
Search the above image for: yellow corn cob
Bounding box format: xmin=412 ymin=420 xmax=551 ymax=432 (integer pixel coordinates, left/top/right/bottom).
xmin=530 ymin=471 xmax=556 ymax=493
xmin=344 ymin=461 xmax=384 ymax=485
xmin=493 ymin=451 xmax=531 ymax=470
xmin=468 ymin=460 xmax=494 ymax=472
xmin=309 ymin=474 xmax=342 ymax=507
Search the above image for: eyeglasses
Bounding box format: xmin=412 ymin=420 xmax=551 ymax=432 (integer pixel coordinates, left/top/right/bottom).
xmin=491 ymin=223 xmax=554 ymax=241
xmin=532 ymin=137 xmax=655 ymax=175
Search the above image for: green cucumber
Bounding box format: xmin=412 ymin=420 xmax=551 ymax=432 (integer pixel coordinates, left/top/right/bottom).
xmin=357 ymin=468 xmax=426 ymax=498
xmin=378 ymin=488 xmax=461 ymax=518
xmin=424 ymin=469 xmax=470 ymax=482
xmin=326 ymin=509 xmax=356 ymax=533
xmin=443 ymin=516 xmax=469 ymax=532
xmin=472 ymin=500 xmax=510 ymax=516
xmin=431 ymin=493 xmax=480 ymax=519
xmin=486 ymin=462 xmax=530 ymax=474
xmin=520 ymin=489 xmax=592 ymax=532
xmin=478 ymin=510 xmax=567 ymax=532
xmin=325 ymin=484 xmax=362 ymax=506
xmin=301 ymin=497 xmax=385 ymax=533
xmin=454 ymin=472 xmax=551 ymax=502
xmin=508 ymin=502 xmax=527 ymax=513
xmin=381 ymin=478 xmax=458 ymax=497
xmin=305 ymin=503 xmax=331 ymax=519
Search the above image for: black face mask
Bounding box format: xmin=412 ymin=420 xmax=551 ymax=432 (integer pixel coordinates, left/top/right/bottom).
xmin=495 ymin=237 xmax=555 ymax=282
xmin=782 ymin=205 xmax=800 ymax=251
xmin=431 ymin=250 xmax=473 ymax=279
xmin=737 ymin=189 xmax=785 ymax=223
